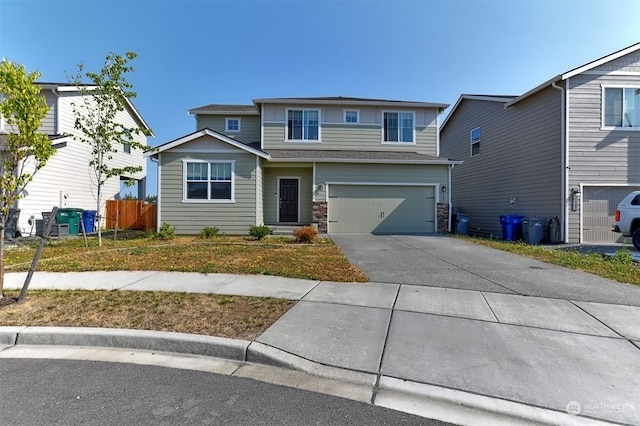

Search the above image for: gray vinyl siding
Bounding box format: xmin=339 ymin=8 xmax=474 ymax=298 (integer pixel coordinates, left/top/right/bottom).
xmin=315 ymin=163 xmax=448 ymax=202
xmin=263 ymin=167 xmax=313 ymax=225
xmin=40 ymin=90 xmax=57 ymax=134
xmin=196 ymin=115 xmax=261 ymax=143
xmin=440 ymin=89 xmax=562 ymax=239
xmin=566 ymin=51 xmax=640 ymax=242
xmin=159 ymin=151 xmax=257 ymax=235
xmin=262 ymin=104 xmax=438 ymax=155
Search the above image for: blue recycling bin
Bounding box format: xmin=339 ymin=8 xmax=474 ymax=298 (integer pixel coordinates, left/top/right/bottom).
xmin=82 ymin=210 xmax=97 ymax=233
xmin=455 ymin=214 xmax=471 ymax=235
xmin=500 ymin=214 xmax=525 ymax=241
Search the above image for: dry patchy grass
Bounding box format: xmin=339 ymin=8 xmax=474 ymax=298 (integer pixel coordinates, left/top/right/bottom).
xmin=461 ymin=236 xmax=640 ymax=286
xmin=0 ymin=289 xmax=294 ymax=340
xmin=4 ymin=235 xmax=368 ymax=282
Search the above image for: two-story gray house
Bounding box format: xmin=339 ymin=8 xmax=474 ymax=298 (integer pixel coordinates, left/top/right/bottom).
xmin=440 ymin=42 xmax=640 ymax=244
xmin=147 ymin=97 xmax=460 ymax=234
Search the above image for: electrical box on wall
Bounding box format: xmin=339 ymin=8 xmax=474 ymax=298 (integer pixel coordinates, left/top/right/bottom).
xmin=509 ymin=197 xmax=517 ymax=213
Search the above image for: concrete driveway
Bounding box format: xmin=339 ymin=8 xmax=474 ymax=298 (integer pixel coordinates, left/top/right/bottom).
xmin=331 ymin=234 xmax=640 ymax=306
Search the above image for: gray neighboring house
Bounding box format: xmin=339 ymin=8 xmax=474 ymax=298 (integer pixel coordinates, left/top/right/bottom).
xmin=147 ymin=97 xmax=461 ymax=235
xmin=440 ymin=42 xmax=640 ymax=244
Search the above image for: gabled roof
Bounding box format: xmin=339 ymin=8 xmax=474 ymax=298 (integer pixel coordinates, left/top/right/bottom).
xmin=253 ymin=96 xmax=449 ymax=111
xmin=36 ymin=82 xmax=154 ymax=137
xmin=440 ymin=94 xmax=517 ymax=131
xmin=506 ymin=41 xmax=640 ymax=107
xmin=188 ymin=104 xmax=259 ymax=115
xmin=267 ymin=149 xmax=462 ymax=165
xmin=145 ymin=128 xmax=269 ymax=159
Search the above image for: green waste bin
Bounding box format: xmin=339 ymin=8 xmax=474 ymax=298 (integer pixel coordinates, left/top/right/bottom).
xmin=56 ymin=208 xmax=84 ymax=235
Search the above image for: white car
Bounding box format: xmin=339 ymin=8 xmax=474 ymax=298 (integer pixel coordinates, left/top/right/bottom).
xmin=613 ymin=191 xmax=640 ymax=250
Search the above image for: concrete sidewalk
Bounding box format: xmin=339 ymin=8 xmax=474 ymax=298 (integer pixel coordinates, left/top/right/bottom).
xmin=3 ymin=239 xmax=640 ymax=426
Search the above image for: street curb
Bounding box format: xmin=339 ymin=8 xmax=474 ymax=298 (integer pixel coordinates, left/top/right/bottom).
xmin=5 ymin=326 xmax=249 ymax=361
xmin=247 ymin=341 xmax=377 ymax=386
xmin=0 ymin=326 xmax=621 ymax=425
xmin=375 ymin=376 xmax=614 ymax=426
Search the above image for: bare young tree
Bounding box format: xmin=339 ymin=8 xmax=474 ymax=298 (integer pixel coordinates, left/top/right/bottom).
xmin=69 ymin=52 xmax=151 ymax=246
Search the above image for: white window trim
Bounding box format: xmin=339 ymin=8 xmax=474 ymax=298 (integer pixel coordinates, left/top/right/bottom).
xmin=285 ymin=108 xmax=322 ymax=143
xmin=470 ymin=127 xmax=481 ymax=156
xmin=601 ymin=85 xmax=640 ymax=131
xmin=182 ymin=159 xmax=236 ymax=203
xmin=343 ymin=109 xmax=360 ymax=124
xmin=225 ymin=117 xmax=241 ymax=132
xmin=381 ymin=111 xmax=416 ymax=144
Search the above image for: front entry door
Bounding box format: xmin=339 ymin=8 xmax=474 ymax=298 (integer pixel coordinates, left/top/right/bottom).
xmin=279 ymin=179 xmax=299 ymax=222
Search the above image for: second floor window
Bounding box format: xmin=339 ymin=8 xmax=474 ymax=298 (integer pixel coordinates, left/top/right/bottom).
xmin=123 ymin=142 xmax=131 ymax=154
xmin=470 ymin=127 xmax=481 ymax=156
xmin=604 ymin=87 xmax=640 ymax=128
xmin=287 ymin=109 xmax=319 ymax=141
xmin=383 ymin=112 xmax=414 ymax=143
xmin=344 ymin=110 xmax=359 ymax=123
xmin=225 ymin=118 xmax=241 ymax=132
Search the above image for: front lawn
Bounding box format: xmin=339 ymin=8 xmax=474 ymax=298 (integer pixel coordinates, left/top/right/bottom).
xmin=4 ymin=234 xmax=368 ymax=283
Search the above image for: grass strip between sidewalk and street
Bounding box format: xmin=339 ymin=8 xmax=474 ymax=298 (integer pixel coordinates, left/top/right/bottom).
xmin=0 ymin=289 xmax=295 ymax=340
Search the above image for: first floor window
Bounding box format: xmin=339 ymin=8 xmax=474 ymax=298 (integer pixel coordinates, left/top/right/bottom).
xmin=287 ymin=109 xmax=319 ymax=141
xmin=470 ymin=127 xmax=481 ymax=156
xmin=185 ymin=161 xmax=234 ymax=201
xmin=383 ymin=112 xmax=414 ymax=142
xmin=604 ymin=87 xmax=640 ymax=128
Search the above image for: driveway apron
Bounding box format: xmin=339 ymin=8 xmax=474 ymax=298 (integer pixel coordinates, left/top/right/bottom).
xmin=255 ymin=234 xmax=640 ymax=424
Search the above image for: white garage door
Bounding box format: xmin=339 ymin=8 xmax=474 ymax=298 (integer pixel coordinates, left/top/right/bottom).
xmin=583 ymin=186 xmax=640 ymax=243
xmin=328 ymin=185 xmax=435 ymax=234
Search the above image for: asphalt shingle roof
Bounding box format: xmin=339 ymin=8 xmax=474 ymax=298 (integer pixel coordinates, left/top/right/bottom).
xmin=188 ymin=104 xmax=258 ymax=114
xmin=266 ymin=149 xmax=449 ymax=162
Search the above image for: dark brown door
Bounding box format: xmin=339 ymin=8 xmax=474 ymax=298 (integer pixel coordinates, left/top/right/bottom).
xmin=279 ymin=179 xmax=299 ymax=222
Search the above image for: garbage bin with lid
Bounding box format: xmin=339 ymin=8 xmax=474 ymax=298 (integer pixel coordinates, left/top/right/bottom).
xmin=56 ymin=208 xmax=84 ymax=235
xmin=4 ymin=208 xmax=20 ymax=239
xmin=82 ymin=210 xmax=97 ymax=233
xmin=499 ymin=214 xmax=525 ymax=241
xmin=526 ymin=217 xmax=546 ymax=245
xmin=455 ymin=214 xmax=471 ymax=235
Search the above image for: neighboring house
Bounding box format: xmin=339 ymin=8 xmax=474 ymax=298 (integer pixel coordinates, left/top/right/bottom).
xmin=0 ymin=82 xmax=152 ymax=235
xmin=147 ymin=97 xmax=460 ymax=235
xmin=440 ymin=42 xmax=640 ymax=244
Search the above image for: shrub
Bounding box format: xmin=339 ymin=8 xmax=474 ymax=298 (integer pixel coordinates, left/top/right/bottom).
xmin=293 ymin=226 xmax=318 ymax=243
xmin=199 ymin=226 xmax=220 ymax=238
xmin=613 ymin=247 xmax=634 ymax=265
xmin=249 ymin=224 xmax=272 ymax=240
xmin=154 ymin=222 xmax=176 ymax=240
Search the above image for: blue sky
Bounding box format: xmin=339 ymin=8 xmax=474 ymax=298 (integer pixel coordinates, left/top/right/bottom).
xmin=2 ymin=0 xmax=640 ymax=196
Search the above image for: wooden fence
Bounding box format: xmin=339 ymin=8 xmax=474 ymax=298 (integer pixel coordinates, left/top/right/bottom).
xmin=105 ymin=200 xmax=157 ymax=232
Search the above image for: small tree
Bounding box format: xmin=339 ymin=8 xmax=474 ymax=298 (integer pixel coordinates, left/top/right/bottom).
xmin=69 ymin=52 xmax=151 ymax=246
xmin=0 ymin=60 xmax=55 ymax=299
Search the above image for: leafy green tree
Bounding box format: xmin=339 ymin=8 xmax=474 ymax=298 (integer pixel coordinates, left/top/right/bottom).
xmin=69 ymin=52 xmax=151 ymax=246
xmin=0 ymin=60 xmax=55 ymax=299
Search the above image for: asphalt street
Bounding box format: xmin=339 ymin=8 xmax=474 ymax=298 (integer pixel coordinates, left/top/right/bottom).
xmin=0 ymin=358 xmax=448 ymax=426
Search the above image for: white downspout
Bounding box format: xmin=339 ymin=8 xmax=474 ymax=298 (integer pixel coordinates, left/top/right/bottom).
xmin=51 ymin=87 xmax=61 ymax=134
xmin=552 ymin=80 xmax=568 ymax=243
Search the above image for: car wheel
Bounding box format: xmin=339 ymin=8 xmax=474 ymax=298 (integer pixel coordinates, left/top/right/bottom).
xmin=632 ymin=229 xmax=640 ymax=251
